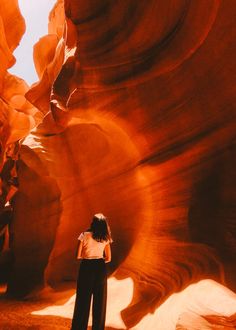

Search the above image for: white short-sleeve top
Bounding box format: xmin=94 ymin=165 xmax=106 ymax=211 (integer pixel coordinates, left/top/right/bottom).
xmin=78 ymin=231 xmax=110 ymax=259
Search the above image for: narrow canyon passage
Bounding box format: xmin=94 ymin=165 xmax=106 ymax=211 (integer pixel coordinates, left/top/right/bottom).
xmin=0 ymin=0 xmax=236 ymax=329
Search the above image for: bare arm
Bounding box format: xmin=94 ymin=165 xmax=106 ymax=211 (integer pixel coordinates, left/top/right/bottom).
xmin=76 ymin=241 xmax=83 ymax=259
xmin=104 ymin=243 xmax=111 ymax=263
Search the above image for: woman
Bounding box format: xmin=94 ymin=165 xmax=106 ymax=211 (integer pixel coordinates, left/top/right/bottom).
xmin=71 ymin=213 xmax=112 ymax=330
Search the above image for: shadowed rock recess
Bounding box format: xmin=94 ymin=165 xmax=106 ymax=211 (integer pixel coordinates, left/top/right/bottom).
xmin=1 ymin=0 xmax=236 ymax=328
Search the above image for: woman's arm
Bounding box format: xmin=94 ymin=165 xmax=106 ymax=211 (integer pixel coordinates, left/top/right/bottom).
xmin=104 ymin=243 xmax=111 ymax=263
xmin=76 ymin=240 xmax=83 ymax=259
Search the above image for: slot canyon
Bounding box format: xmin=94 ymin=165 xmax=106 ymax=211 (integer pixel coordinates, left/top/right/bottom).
xmin=0 ymin=0 xmax=236 ymax=329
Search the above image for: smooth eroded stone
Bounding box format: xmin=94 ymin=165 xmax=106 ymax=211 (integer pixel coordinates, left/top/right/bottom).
xmin=4 ymin=0 xmax=236 ymax=328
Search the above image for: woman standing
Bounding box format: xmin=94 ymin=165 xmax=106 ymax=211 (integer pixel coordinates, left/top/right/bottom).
xmin=71 ymin=213 xmax=112 ymax=330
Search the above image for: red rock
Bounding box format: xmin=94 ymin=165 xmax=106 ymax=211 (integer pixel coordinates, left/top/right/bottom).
xmin=1 ymin=1 xmax=236 ymax=328
xmin=0 ymin=0 xmax=44 ymax=278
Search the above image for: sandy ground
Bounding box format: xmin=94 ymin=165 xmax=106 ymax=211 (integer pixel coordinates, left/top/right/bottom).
xmin=1 ymin=279 xmax=236 ymax=330
xmin=0 ymin=282 xmax=126 ymax=330
xmin=0 ymin=291 xmax=124 ymax=330
xmin=0 ymin=299 xmax=71 ymax=329
xmin=0 ymin=285 xmax=72 ymax=330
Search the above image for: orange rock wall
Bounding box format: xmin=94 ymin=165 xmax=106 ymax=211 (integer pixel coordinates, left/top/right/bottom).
xmin=0 ymin=0 xmax=45 ymax=289
xmin=2 ymin=0 xmax=236 ymax=328
xmin=0 ymin=0 xmax=43 ymax=171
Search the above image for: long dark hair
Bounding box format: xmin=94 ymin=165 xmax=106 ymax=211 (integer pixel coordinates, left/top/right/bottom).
xmin=90 ymin=213 xmax=112 ymax=242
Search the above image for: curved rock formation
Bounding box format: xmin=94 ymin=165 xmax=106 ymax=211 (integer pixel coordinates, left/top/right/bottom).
xmin=2 ymin=0 xmax=236 ymax=328
xmin=0 ymin=0 xmax=43 ymax=172
xmin=0 ymin=0 xmax=43 ymax=287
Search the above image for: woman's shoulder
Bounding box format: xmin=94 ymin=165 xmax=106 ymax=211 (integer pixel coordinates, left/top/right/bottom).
xmin=78 ymin=231 xmax=92 ymax=240
xmin=105 ymin=237 xmax=113 ymax=244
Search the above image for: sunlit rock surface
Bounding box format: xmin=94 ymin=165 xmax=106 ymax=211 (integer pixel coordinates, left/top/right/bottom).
xmin=26 ymin=0 xmax=65 ymax=116
xmin=0 ymin=0 xmax=24 ymax=167
xmin=31 ymin=279 xmax=236 ymax=329
xmin=2 ymin=0 xmax=236 ymax=329
xmin=0 ymin=0 xmax=43 ymax=169
xmin=0 ymin=0 xmax=43 ymax=287
xmin=0 ymin=0 xmax=25 ymax=90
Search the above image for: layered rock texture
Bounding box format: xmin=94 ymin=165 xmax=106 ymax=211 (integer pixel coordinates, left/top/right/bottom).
xmin=1 ymin=0 xmax=236 ymax=328
xmin=0 ymin=0 xmax=43 ymax=283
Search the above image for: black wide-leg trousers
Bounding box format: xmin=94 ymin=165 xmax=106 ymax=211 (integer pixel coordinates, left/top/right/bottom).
xmin=71 ymin=259 xmax=107 ymax=330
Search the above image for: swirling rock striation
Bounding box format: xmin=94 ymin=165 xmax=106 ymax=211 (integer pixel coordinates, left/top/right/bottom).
xmin=3 ymin=0 xmax=236 ymax=328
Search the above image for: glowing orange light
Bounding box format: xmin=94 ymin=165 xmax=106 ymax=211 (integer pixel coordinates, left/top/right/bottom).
xmin=32 ymin=277 xmax=134 ymax=329
xmin=32 ymin=279 xmax=236 ymax=329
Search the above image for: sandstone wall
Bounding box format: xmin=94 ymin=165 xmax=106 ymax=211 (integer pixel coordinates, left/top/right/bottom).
xmin=1 ymin=0 xmax=236 ymax=327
